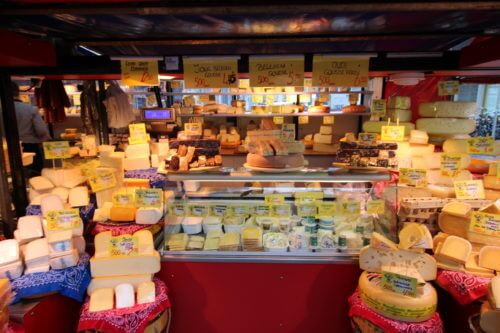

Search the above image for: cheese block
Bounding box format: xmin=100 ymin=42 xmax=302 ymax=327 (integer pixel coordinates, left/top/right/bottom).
xmin=115 ymin=283 xmax=135 ymax=309
xmin=427 ymin=169 xmax=472 ymax=186
xmin=490 ymin=276 xmax=500 ymax=309
xmin=151 ymin=154 xmax=160 ymax=168
xmin=73 ymin=236 xmax=86 ymax=254
xmin=42 ymin=168 xmax=83 ymax=188
xmin=385 ymin=108 xmax=412 ymax=122
xmin=137 ymin=281 xmax=156 ymax=304
xmin=110 ymin=206 xmax=136 ymax=222
xmin=485 ymin=189 xmax=500 ymax=201
xmin=411 ymin=156 xmax=428 ymax=169
xmin=25 ymin=264 xmax=50 ymax=274
xmin=135 ymin=230 xmax=155 ymax=255
xmin=151 ymin=141 xmax=169 ymax=157
xmin=428 ymin=184 xmax=455 ymax=198
xmin=388 ymin=96 xmax=411 ymax=110
xmin=0 ymin=260 xmax=23 ymax=279
xmin=479 ymin=246 xmax=500 ymax=271
xmin=465 ymin=253 xmax=495 ymax=276
xmin=89 ymin=288 xmax=114 ymax=312
xmin=69 ymin=186 xmax=89 ymax=207
xmin=40 ymin=194 xmax=64 ymax=217
xmin=416 ymin=118 xmax=476 ymax=135
xmin=398 ymin=223 xmax=425 ymax=249
xmin=87 ymin=274 xmax=152 ymax=296
xmin=100 ymin=152 xmax=124 ymax=184
xmin=362 ymin=121 xmax=415 ymax=134
xmin=47 ymin=230 xmax=73 ymax=253
xmin=98 ymin=145 xmax=115 ymax=155
xmin=135 ymin=207 xmax=163 ymax=225
xmin=90 ymin=252 xmax=161 ymax=277
xmin=442 ymin=201 xmax=471 ymax=218
xmin=29 ymin=188 xmax=46 ymax=204
xmin=418 ymin=101 xmax=477 ymax=118
xmin=49 ymin=249 xmax=79 ymax=269
xmin=62 ymin=175 xmax=87 ymax=189
xmin=370 ymin=232 xmax=398 ymax=251
xmin=17 ymin=215 xmax=43 ymax=242
xmin=313 ymin=134 xmax=332 ymax=144
xmin=359 ymin=246 xmax=437 ymax=281
xmin=123 ymin=178 xmax=150 ymax=188
xmin=50 ymin=187 xmax=69 ymax=203
xmin=480 ymin=301 xmax=500 ymax=333
xmin=432 ymin=232 xmax=449 ymax=252
xmin=358 ymin=272 xmax=437 ymax=322
xmin=29 ymin=176 xmax=54 ymax=191
xmin=124 ymin=157 xmax=151 ymax=171
xmin=438 ymin=235 xmax=472 ymax=264
xmin=484 ymin=175 xmax=500 ymax=190
xmin=412 ymin=225 xmax=433 ymax=249
xmin=0 ymin=240 xmax=20 ymax=266
xmin=409 ymin=130 xmax=429 ymax=145
xmin=24 ymin=238 xmax=49 ymax=265
xmin=395 ymin=142 xmax=435 ymax=157
xmin=96 ymin=188 xmax=115 ymax=210
xmin=319 ymin=126 xmax=333 ymax=135
xmin=94 ymin=232 xmax=112 ymax=258
xmin=125 ymin=143 xmax=150 ymax=157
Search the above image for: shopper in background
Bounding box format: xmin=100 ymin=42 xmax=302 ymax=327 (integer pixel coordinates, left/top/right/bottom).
xmin=12 ymin=82 xmax=51 ymax=176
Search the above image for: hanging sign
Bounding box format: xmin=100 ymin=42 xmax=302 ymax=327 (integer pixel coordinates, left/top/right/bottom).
xmin=323 ymin=116 xmax=335 ymax=125
xmin=249 ymin=55 xmax=304 ymax=87
xmin=467 ymin=137 xmax=495 ymax=155
xmin=298 ymin=115 xmax=309 ymax=125
xmin=183 ymin=57 xmax=238 ymax=89
xmin=43 ymin=141 xmax=71 ymax=159
xmin=273 ymin=116 xmax=284 ymax=125
xmin=454 ymin=180 xmax=485 ymax=199
xmin=438 ymin=80 xmax=459 ymax=96
xmin=128 ymin=123 xmax=149 ymax=144
xmin=371 ymin=99 xmax=387 ymax=118
xmin=121 ymin=60 xmax=159 ymax=86
xmin=312 ymin=55 xmax=369 ymax=87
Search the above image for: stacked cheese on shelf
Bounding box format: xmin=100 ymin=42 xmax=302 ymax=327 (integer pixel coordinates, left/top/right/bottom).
xmin=383 ymin=96 xmax=412 ymax=123
xmin=96 ymin=148 xmax=125 ymax=208
xmin=0 ymin=240 xmax=23 ymax=279
xmin=393 ymin=130 xmax=436 ymax=169
xmin=332 ymin=140 xmax=398 ymax=169
xmin=417 ymin=101 xmax=477 ymax=144
xmin=168 ymin=139 xmax=222 ymax=171
xmin=311 ymin=125 xmax=336 ymax=153
xmin=124 ymin=143 xmax=151 ymax=171
xmin=485 ymin=164 xmax=500 ymax=200
xmin=358 ymin=226 xmax=438 ymax=323
xmin=218 ymin=125 xmax=241 ymax=149
xmin=88 ymin=230 xmax=160 ymax=310
xmin=150 ymin=140 xmax=169 ymax=168
xmin=479 ymin=276 xmax=500 ymax=333
xmin=29 ymin=168 xmax=88 ymax=206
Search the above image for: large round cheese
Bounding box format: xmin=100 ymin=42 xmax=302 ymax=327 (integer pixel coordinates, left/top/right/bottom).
xmin=416 ymin=118 xmax=476 ymax=135
xmin=418 ymin=101 xmax=477 ymax=118
xmin=384 ymin=109 xmax=412 ymax=122
xmin=358 ymin=272 xmax=437 ymax=322
xmin=246 ymin=153 xmax=304 ymax=169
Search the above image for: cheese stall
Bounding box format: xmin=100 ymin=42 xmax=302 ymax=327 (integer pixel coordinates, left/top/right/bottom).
xmin=0 ymin=2 xmax=500 ymax=333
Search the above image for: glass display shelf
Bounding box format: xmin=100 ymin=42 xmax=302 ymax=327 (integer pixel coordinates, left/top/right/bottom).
xmin=178 ymin=111 xmax=371 ymax=118
xmin=162 ymin=91 xmax=373 ymax=96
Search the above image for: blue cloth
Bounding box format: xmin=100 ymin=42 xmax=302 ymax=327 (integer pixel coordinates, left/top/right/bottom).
xmin=124 ymin=168 xmax=173 ymax=188
xmin=26 ymin=203 xmax=96 ymax=226
xmin=10 ymin=253 xmax=91 ymax=304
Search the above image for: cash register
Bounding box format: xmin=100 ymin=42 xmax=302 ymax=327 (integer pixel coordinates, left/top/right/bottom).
xmin=140 ymin=107 xmax=179 ymax=138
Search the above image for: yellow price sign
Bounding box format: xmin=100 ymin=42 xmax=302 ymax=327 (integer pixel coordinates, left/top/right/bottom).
xmin=269 ymin=204 xmax=292 ymax=217
xmin=264 ymin=194 xmax=285 ymax=205
xmin=128 ymin=123 xmax=149 ymax=144
xmin=317 ymin=202 xmax=337 ymax=216
xmin=438 ymin=80 xmax=459 ymax=96
xmin=170 ymin=203 xmax=187 ymax=217
xmin=381 ymin=271 xmax=417 ymax=297
xmin=440 ymin=153 xmax=462 ymax=177
xmin=299 ymin=94 xmax=311 ymax=103
xmin=121 ymin=60 xmax=159 ymax=86
xmin=367 ymin=200 xmax=385 ymax=214
xmin=254 ymin=205 xmax=270 ymax=216
xmin=381 ymin=125 xmax=405 ymax=141
xmin=312 ymin=55 xmax=369 ymax=87
xmin=43 ymin=141 xmax=71 ymax=159
xmin=183 ymin=57 xmax=238 ymax=89
xmin=467 ymin=137 xmax=495 ymax=155
xmin=88 ymin=169 xmax=117 ymax=192
xmin=209 ymin=204 xmax=227 ymax=217
xmin=273 ymin=116 xmax=284 ymax=125
xmin=135 ymin=188 xmax=163 ymax=208
xmin=323 ymin=115 xmax=334 ymax=125
xmin=46 ymin=209 xmax=82 ymax=231
xmin=265 ymin=94 xmax=275 ymax=105
xmin=249 ymin=55 xmax=304 ymax=87
xmin=470 ymin=211 xmax=500 ymax=237
xmin=297 ymin=204 xmax=317 ymax=217
xmin=339 ymin=201 xmax=361 ymax=215
xmin=298 ymin=115 xmax=309 ymax=125
xmin=252 ymin=95 xmax=264 ymax=104
xmin=112 ymin=193 xmax=134 ymax=208
xmin=190 ymin=204 xmax=208 ymax=217
xmin=454 ymin=180 xmax=485 ymax=199
xmin=228 ymin=204 xmax=251 ymax=217
xmin=295 ymin=191 xmax=324 ymax=204
xmin=371 ymin=99 xmax=386 ymax=118
xmin=109 ymin=235 xmax=139 ymax=257
xmin=399 ymin=168 xmax=427 ymax=188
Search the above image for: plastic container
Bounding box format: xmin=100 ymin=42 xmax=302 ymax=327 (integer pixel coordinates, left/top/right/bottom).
xmin=203 ymin=223 xmax=223 ymax=234
xmin=164 ymin=216 xmax=183 ymax=234
xmin=181 ymin=216 xmax=203 ymax=234
xmin=223 ymin=224 xmax=244 ymax=234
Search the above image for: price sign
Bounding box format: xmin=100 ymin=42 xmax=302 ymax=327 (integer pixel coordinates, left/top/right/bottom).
xmin=254 ymin=205 xmax=271 ymax=216
xmin=323 ymin=115 xmax=334 ymax=125
xmin=228 ymin=204 xmax=251 ymax=217
xmin=299 ymin=94 xmax=311 ymax=103
xmin=273 ymin=116 xmax=284 ymax=125
xmin=170 ymin=203 xmax=187 ymax=217
xmin=295 ymin=191 xmax=324 ymax=204
xmin=183 ymin=57 xmax=238 ymax=88
xmin=454 ymin=180 xmax=485 ymax=199
xmin=112 ymin=193 xmax=134 ymax=207
xmin=121 ymin=60 xmax=159 ymax=86
xmin=440 ymin=153 xmax=463 ymax=177
xmin=339 ymin=201 xmax=361 ymax=215
xmin=467 ymin=137 xmax=495 ymax=155
xmin=249 ymin=55 xmax=304 ymax=87
xmin=297 ymin=204 xmax=318 ymax=217
xmin=400 ymin=168 xmax=427 ymax=188
xmin=298 ymin=115 xmax=309 ymax=125
xmin=470 ymin=211 xmax=500 ymax=237
xmin=265 ymin=94 xmax=275 ymax=105
xmin=209 ymin=204 xmax=227 ymax=217
xmin=371 ymin=99 xmax=387 ymax=118
xmin=358 ymin=133 xmax=378 ymax=145
xmin=135 ymin=188 xmax=163 ymax=207
xmin=109 ymin=235 xmax=139 ymax=256
xmin=381 ymin=126 xmax=405 ymax=141
xmin=184 ymin=122 xmax=203 ymax=136
xmin=190 ymin=204 xmax=208 ymax=217
xmin=381 ymin=271 xmax=417 ymax=297
xmin=43 ymin=141 xmax=71 ymax=159
xmin=312 ymin=55 xmax=369 ymax=87
xmin=128 ymin=123 xmax=148 ymax=144
xmin=438 ymin=80 xmax=459 ymax=96
xmin=281 ymin=123 xmax=295 ymax=142
xmin=269 ymin=204 xmax=292 ymax=217
xmin=252 ymin=95 xmax=264 ymax=104
xmin=367 ymin=200 xmax=385 ymax=214
xmin=317 ymin=202 xmax=337 ymax=216
xmin=264 ymin=194 xmax=285 ymax=205
xmin=46 ymin=209 xmax=82 ymax=231
xmin=88 ymin=169 xmax=117 ymax=192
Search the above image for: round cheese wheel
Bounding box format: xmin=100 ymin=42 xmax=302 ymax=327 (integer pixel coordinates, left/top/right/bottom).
xmin=418 ymin=101 xmax=477 ymax=118
xmin=416 ymin=118 xmax=476 ymax=135
xmin=246 ymin=153 xmax=304 ymax=169
xmin=358 ymin=271 xmax=437 ymax=322
xmin=383 ymin=108 xmax=412 ymax=122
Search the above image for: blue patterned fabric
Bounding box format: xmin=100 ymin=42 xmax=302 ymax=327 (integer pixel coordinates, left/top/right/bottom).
xmin=10 ymin=253 xmax=91 ymax=304
xmin=124 ymin=168 xmax=173 ymax=188
xmin=26 ymin=203 xmax=96 ymax=226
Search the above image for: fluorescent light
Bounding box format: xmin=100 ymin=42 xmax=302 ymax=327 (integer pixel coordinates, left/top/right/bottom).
xmin=387 ymin=52 xmax=443 ymax=58
xmin=78 ymin=45 xmax=102 ymax=56
xmin=159 ymin=75 xmax=175 ymax=80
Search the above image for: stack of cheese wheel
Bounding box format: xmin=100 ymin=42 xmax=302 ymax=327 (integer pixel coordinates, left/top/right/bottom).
xmin=480 ymin=276 xmax=500 ymax=333
xmin=383 ymin=96 xmax=413 ymax=123
xmin=417 ymin=101 xmax=477 ymax=145
xmin=356 ymin=225 xmax=438 ymax=324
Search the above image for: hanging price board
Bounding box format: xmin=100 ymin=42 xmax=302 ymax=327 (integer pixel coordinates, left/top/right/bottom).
xmin=470 ymin=211 xmax=500 ymax=237
xmin=454 ymin=180 xmax=485 ymax=199
xmin=46 ymin=209 xmax=82 ymax=231
xmin=438 ymin=80 xmax=459 ymax=96
xmin=298 ymin=115 xmax=309 ymax=125
xmin=367 ymin=200 xmax=385 ymax=214
xmin=381 ymin=126 xmax=405 ymax=141
xmin=312 ymin=55 xmax=369 ymax=87
xmin=323 ymin=116 xmax=334 ymax=125
xmin=43 ymin=141 xmax=71 ymax=159
xmin=249 ymin=55 xmax=304 ymax=87
xmin=121 ymin=60 xmax=159 ymax=86
xmin=88 ymin=169 xmax=117 ymax=192
xmin=109 ymin=235 xmax=139 ymax=256
xmin=135 ymin=188 xmax=163 ymax=207
xmin=183 ymin=57 xmax=238 ymax=88
xmin=371 ymin=99 xmax=387 ymax=118
xmin=399 ymin=168 xmax=427 ymax=188
xmin=467 ymin=137 xmax=495 ymax=155
xmin=440 ymin=153 xmax=463 ymax=177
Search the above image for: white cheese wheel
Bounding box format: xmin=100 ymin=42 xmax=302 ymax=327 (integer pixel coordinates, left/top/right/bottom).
xmin=418 ymin=101 xmax=477 ymax=118
xmin=384 ymin=108 xmax=412 ymax=122
xmin=362 ymin=121 xmax=415 ymax=134
xmin=416 ymin=118 xmax=476 ymax=135
xmin=358 ymin=272 xmax=437 ymax=322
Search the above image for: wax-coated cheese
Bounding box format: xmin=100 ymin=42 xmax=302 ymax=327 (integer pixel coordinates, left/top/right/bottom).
xmin=313 ymin=134 xmax=332 ymax=144
xmin=370 ymin=232 xmax=398 ymax=251
xmin=29 ymin=176 xmax=54 ymax=191
xmin=479 ymin=246 xmax=500 ymax=271
xmin=135 ymin=207 xmax=163 ymax=225
xmin=49 ymin=249 xmax=79 ymax=269
xmin=358 ymin=272 xmax=437 ymax=323
xmin=388 ymin=96 xmax=411 ymax=110
xmin=0 ymin=239 xmax=20 ymax=266
xmin=362 ymin=121 xmax=415 ymax=134
xmin=385 ymin=109 xmax=412 ymax=122
xmin=409 ymin=130 xmax=429 ymax=145
xmin=89 ymin=288 xmax=114 ymax=312
xmin=489 ymin=276 xmax=500 ymax=309
xmin=90 ymin=252 xmax=161 ymax=277
xmin=115 ymin=283 xmax=135 ymax=309
xmin=123 ymin=178 xmax=150 ymax=188
xmin=442 ymin=201 xmax=471 ymax=218
xmin=319 ymin=126 xmax=333 ymax=135
xmin=110 ymin=206 xmax=136 ymax=222
xmin=87 ymin=274 xmax=152 ymax=296
xmin=125 ymin=143 xmax=150 ymax=157
xmin=427 ymin=169 xmax=472 ymax=186
xmin=438 ymin=235 xmax=472 ymax=264
xmin=418 ymin=101 xmax=477 ymax=118
xmin=412 ymin=225 xmax=433 ymax=249
xmin=62 ymin=175 xmax=87 ymax=189
xmin=416 ymin=118 xmax=476 ymax=135
xmin=42 ymin=168 xmax=83 ymax=188
xmin=69 ymin=186 xmax=89 ymax=207
xmin=484 ymin=175 xmax=500 ymax=190
xmin=50 ymin=187 xmax=69 ymax=203
xmin=124 ymin=157 xmax=151 ymax=171
xmin=428 ymin=184 xmax=455 ymax=198
xmin=480 ymin=301 xmax=500 ymax=333
xmin=17 ymin=215 xmax=43 ymax=242
xmin=40 ymin=194 xmax=64 ymax=217
xmin=137 ymin=281 xmax=156 ymax=304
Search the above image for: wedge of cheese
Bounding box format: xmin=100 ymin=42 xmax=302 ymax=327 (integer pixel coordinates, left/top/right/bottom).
xmin=479 ymin=246 xmax=500 ymax=271
xmin=398 ymin=223 xmax=425 ymax=250
xmin=40 ymin=194 xmax=64 ymax=217
xmin=124 ymin=157 xmax=150 ymax=171
xmin=137 ymin=281 xmax=156 ymax=304
xmin=29 ymin=176 xmax=54 ymax=191
xmin=416 ymin=118 xmax=476 ymax=135
xmin=442 ymin=201 xmax=471 ymax=218
xmin=438 ymin=235 xmax=472 ymax=264
xmin=428 ymin=184 xmax=455 ymax=198
xmin=125 ymin=143 xmax=150 ymax=158
xmin=438 ymin=212 xmax=469 ymax=238
xmin=484 ymin=175 xmax=500 ymax=191
xmin=370 ymin=232 xmax=398 ymax=251
xmin=42 ymin=168 xmax=83 ymax=188
xmin=418 ymin=101 xmax=477 ymax=118
xmin=409 ymin=130 xmax=429 ymax=145
xmin=89 ymin=288 xmax=114 ymax=312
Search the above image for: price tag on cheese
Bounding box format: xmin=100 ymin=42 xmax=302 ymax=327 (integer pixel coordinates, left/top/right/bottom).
xmin=381 ymin=126 xmax=405 ymax=141
xmin=295 ymin=191 xmax=324 ymax=204
xmin=190 ymin=204 xmax=208 ymax=217
xmin=467 ymin=137 xmax=495 ymax=155
xmin=170 ymin=204 xmax=186 ymax=217
xmin=109 ymin=235 xmax=139 ymax=256
xmin=339 ymin=201 xmax=361 ymax=215
xmin=454 ymin=180 xmax=485 ymax=199
xmin=266 ymin=94 xmax=275 ymax=105
xmin=438 ymin=80 xmax=459 ymax=96
xmin=46 ymin=209 xmax=82 ymax=231
xmin=228 ymin=204 xmax=251 ymax=217
xmin=128 ymin=123 xmax=148 ymax=145
xmin=318 ymin=94 xmax=329 ymax=103
xmin=299 ymin=94 xmax=311 ymax=103
xmin=297 ymin=204 xmax=317 ymax=217
xmin=184 ymin=122 xmax=203 ymax=136
xmin=209 ymin=204 xmax=227 ymax=217
xmin=254 ymin=205 xmax=270 ymax=216
xmin=112 ymin=193 xmax=134 ymax=208
xmin=381 ymin=271 xmax=417 ymax=297
xmin=317 ymin=202 xmax=337 ymax=216
xmin=252 ymin=95 xmax=264 ymax=104
xmin=323 ymin=115 xmax=334 ymax=125
xmin=264 ymin=194 xmax=285 ymax=205
xmin=399 ymin=168 xmax=427 ymax=188
xmin=270 ymin=204 xmax=292 ymax=217
xmin=43 ymin=141 xmax=71 ymax=159
xmin=198 ymin=94 xmax=211 ymax=104
xmin=371 ymin=99 xmax=386 ymax=118
xmin=470 ymin=211 xmax=500 ymax=237
xmin=358 ymin=133 xmax=378 ymax=145
xmin=273 ymin=116 xmax=284 ymax=125
xmin=88 ymin=169 xmax=117 ymax=192
xmin=440 ymin=153 xmax=463 ymax=177
xmin=366 ymin=200 xmax=385 ymax=214
xmin=281 ymin=123 xmax=295 ymax=142
xmin=135 ymin=188 xmax=163 ymax=207
xmin=298 ymin=115 xmax=309 ymax=125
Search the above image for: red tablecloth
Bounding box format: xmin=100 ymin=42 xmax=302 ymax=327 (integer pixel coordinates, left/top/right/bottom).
xmin=77 ymin=278 xmax=171 ymax=333
xmin=348 ymin=289 xmax=444 ymax=333
xmin=92 ymin=221 xmax=164 ymax=236
xmin=435 ymin=269 xmax=491 ymax=305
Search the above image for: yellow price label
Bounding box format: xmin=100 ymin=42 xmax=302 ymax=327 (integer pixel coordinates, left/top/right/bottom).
xmin=128 ymin=123 xmax=148 ymax=144
xmin=43 ymin=141 xmax=71 ymax=159
xmin=228 ymin=204 xmax=251 ymax=217
xmin=339 ymin=201 xmax=361 ymax=215
xmin=381 ymin=126 xmax=405 ymax=141
xmin=470 ymin=211 xmax=500 ymax=237
xmin=209 ymin=204 xmax=227 ymax=217
xmin=273 ymin=116 xmax=284 ymax=125
xmin=121 ymin=60 xmax=159 ymax=86
xmin=297 ymin=204 xmax=317 ymax=217
xmin=254 ymin=205 xmax=271 ymax=216
xmin=323 ymin=115 xmax=334 ymax=125
xmin=438 ymin=80 xmax=459 ymax=96
xmin=264 ymin=194 xmax=285 ymax=205
xmin=381 ymin=271 xmax=417 ymax=297
xmin=367 ymin=200 xmax=385 ymax=214
xmin=299 ymin=94 xmax=311 ymax=103
xmin=399 ymin=168 xmax=427 ymax=188
xmin=109 ymin=235 xmax=139 ymax=257
xmin=252 ymin=95 xmax=264 ymax=104
xmin=135 ymin=188 xmax=163 ymax=208
xmin=88 ymin=169 xmax=117 ymax=192
xmin=295 ymin=191 xmax=324 ymax=204
xmin=190 ymin=204 xmax=208 ymax=217
xmin=440 ymin=153 xmax=462 ymax=177
xmin=358 ymin=133 xmax=378 ymax=145
xmin=454 ymin=180 xmax=485 ymax=199
xmin=371 ymin=99 xmax=387 ymax=118
xmin=298 ymin=115 xmax=309 ymax=125
xmin=46 ymin=209 xmax=82 ymax=231
xmin=317 ymin=202 xmax=337 ymax=216
xmin=112 ymin=193 xmax=134 ymax=207
xmin=170 ymin=204 xmax=187 ymax=217
xmin=467 ymin=137 xmax=495 ymax=155
xmin=269 ymin=204 xmax=292 ymax=217
xmin=265 ymin=94 xmax=275 ymax=105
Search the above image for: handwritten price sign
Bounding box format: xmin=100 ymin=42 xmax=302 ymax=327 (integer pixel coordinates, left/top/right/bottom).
xmin=249 ymin=56 xmax=304 ymax=87
xmin=183 ymin=57 xmax=238 ymax=89
xmin=312 ymin=56 xmax=369 ymax=87
xmin=121 ymin=60 xmax=159 ymax=86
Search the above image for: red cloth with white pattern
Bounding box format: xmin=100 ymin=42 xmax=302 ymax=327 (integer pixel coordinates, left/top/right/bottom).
xmin=92 ymin=221 xmax=164 ymax=236
xmin=436 ymin=269 xmax=491 ymax=305
xmin=348 ymin=289 xmax=444 ymax=333
xmin=78 ymin=278 xmax=170 ymax=333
